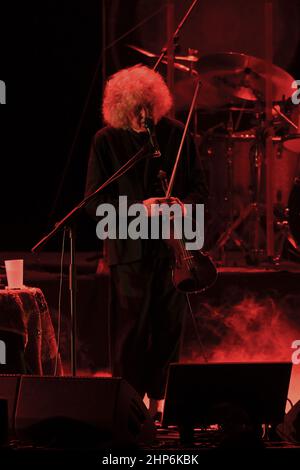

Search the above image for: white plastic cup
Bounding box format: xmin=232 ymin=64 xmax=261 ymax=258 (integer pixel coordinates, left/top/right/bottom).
xmin=4 ymin=259 xmax=24 ymax=289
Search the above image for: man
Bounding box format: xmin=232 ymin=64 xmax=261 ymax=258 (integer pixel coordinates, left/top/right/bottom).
xmin=85 ymin=65 xmax=207 ymax=419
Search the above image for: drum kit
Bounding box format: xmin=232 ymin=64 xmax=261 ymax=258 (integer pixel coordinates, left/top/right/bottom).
xmin=129 ymin=45 xmax=300 ymax=265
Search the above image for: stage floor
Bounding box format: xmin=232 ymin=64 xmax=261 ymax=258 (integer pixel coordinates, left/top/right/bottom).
xmin=1 ymin=432 xmax=300 ymax=465
xmin=1 ymin=252 xmax=300 ymax=418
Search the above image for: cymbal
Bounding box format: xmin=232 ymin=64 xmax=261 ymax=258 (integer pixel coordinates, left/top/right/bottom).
xmin=127 ymin=44 xmax=199 ymax=63
xmin=197 ymin=52 xmax=295 ymax=103
xmin=127 ymin=44 xmax=199 ymax=76
xmin=175 ymin=52 xmax=295 ymax=110
xmin=161 ymin=60 xmax=194 ymax=74
xmin=174 ymin=75 xmax=243 ymax=109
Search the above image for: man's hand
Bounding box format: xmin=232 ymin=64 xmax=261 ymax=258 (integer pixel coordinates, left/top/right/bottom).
xmin=143 ymin=196 xmax=186 ymax=217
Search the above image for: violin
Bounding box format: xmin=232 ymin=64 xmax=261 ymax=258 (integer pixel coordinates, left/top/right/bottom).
xmin=158 ymin=170 xmax=217 ymax=294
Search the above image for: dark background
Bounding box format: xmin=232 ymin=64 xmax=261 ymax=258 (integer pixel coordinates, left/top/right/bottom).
xmin=1 ymin=0 xmax=300 ymax=251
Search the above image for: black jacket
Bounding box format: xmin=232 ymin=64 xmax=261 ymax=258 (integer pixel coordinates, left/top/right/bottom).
xmin=85 ymin=117 xmax=208 ymax=265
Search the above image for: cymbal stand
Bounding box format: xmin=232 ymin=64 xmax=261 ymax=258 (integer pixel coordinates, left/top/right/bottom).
xmin=272 ymin=191 xmax=300 ymax=264
xmin=227 ymin=112 xmax=235 ymax=227
xmin=252 ymin=119 xmax=264 ymax=256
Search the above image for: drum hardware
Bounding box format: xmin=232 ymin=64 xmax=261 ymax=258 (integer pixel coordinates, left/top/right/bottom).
xmin=129 ymin=45 xmax=300 ymax=266
xmin=288 ymin=177 xmax=300 ymax=245
xmin=271 ymin=105 xmax=300 ymax=262
xmin=202 ymin=126 xmax=261 ymax=261
xmin=215 ymin=202 xmax=258 ymax=263
xmin=272 ymin=218 xmax=300 ymax=265
xmin=282 ymin=104 xmax=300 ymax=154
xmin=211 ymin=123 xmax=300 ymax=266
xmin=273 ymin=220 xmax=293 ymax=265
xmin=127 ymin=44 xmax=200 ymax=76
xmin=127 ymin=43 xmax=199 ymax=63
xmin=210 ymin=121 xmax=265 ymax=264
xmin=273 ymin=104 xmax=298 ymax=131
xmin=252 ymin=129 xmax=264 ymax=256
xmin=226 ymin=112 xmax=234 ymax=225
xmin=259 ymin=144 xmax=300 ymax=264
xmin=192 ymin=52 xmax=298 ymax=266
xmin=276 ymin=176 xmax=300 ymax=261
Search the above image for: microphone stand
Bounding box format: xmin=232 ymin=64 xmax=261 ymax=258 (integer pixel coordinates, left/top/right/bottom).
xmin=153 ymin=0 xmax=199 ymax=71
xmin=31 ymin=143 xmax=152 ymax=376
xmin=153 ymin=0 xmax=201 ymax=158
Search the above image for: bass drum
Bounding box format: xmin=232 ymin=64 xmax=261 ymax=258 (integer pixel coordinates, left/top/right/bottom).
xmin=202 ymin=130 xmax=300 ymax=248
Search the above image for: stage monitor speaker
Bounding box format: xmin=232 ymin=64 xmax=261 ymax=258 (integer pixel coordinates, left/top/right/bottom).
xmin=162 ymin=362 xmax=292 ymax=428
xmin=0 ymin=374 xmax=21 ymax=434
xmin=14 ymin=376 xmax=155 ymax=448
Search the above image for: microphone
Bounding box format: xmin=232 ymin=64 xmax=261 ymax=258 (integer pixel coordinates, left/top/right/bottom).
xmin=144 ymin=117 xmax=161 ymax=158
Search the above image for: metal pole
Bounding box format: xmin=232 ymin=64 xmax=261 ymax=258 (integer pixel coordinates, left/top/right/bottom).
xmin=102 ymin=0 xmax=106 ymax=96
xmin=153 ymin=0 xmax=199 ymax=71
xmin=265 ymin=0 xmax=275 ymax=258
xmin=167 ymin=0 xmax=175 ymax=118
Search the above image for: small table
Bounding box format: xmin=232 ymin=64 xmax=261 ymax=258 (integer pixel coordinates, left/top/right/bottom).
xmin=0 ymin=287 xmax=63 ymax=375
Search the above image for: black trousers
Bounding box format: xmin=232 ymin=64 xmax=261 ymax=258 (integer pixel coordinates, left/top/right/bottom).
xmin=109 ymin=255 xmax=187 ymax=400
